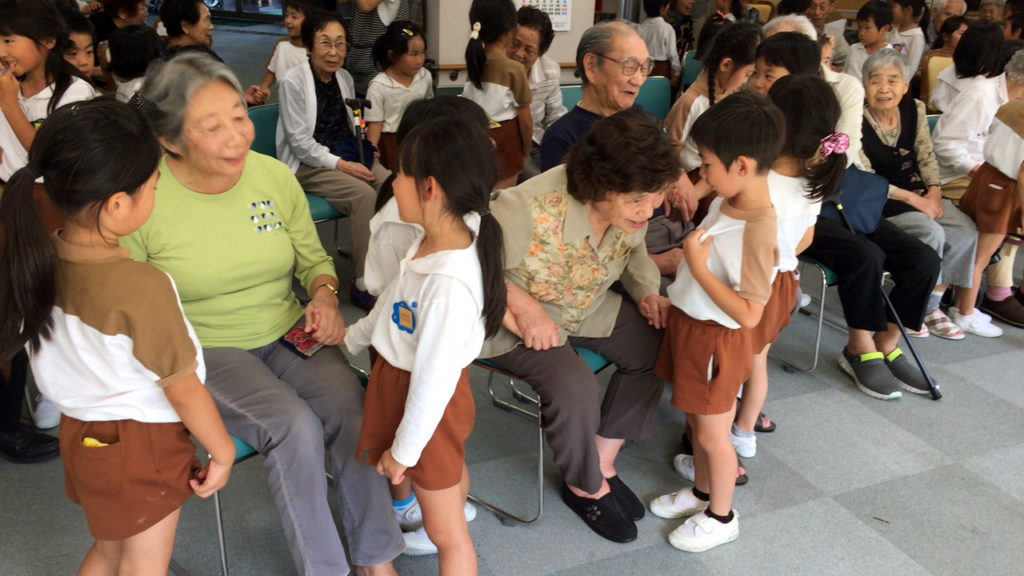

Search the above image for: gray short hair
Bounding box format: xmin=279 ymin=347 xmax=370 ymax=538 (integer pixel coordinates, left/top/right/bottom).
xmin=575 ymin=21 xmax=638 ymax=86
xmin=1005 ymin=49 xmax=1024 ymax=84
xmin=140 ymin=52 xmax=246 ymax=154
xmin=862 ymin=48 xmax=907 ymax=83
xmin=764 ymin=14 xmax=818 ymax=40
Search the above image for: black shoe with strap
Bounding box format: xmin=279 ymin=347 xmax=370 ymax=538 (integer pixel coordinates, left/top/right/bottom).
xmin=561 ymin=483 xmax=637 ymax=543
xmin=606 ymin=475 xmax=644 ymax=521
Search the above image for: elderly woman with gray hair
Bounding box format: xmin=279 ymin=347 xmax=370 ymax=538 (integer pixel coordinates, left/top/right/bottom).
xmin=859 ymin=48 xmax=985 ymax=339
xmin=121 ymin=52 xmax=403 ymax=576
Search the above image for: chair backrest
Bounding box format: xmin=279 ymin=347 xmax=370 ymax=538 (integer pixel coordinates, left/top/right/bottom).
xmin=749 ymin=1 xmax=773 ymax=22
xmin=921 ymin=51 xmax=953 ymax=112
xmin=247 ymin=104 xmax=279 ymax=158
xmin=435 ymin=85 xmax=462 ymax=97
xmin=635 ymin=76 xmax=671 ymax=120
xmin=682 ymin=50 xmax=700 ymax=89
xmin=927 ymin=114 xmax=939 ymax=135
xmin=561 ymin=84 xmax=583 ymax=109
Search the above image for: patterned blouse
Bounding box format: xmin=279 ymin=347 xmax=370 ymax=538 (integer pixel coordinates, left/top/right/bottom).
xmin=481 ymin=166 xmax=661 ymax=358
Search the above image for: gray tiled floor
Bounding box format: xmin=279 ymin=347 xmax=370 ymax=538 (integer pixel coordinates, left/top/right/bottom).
xmin=3 ymin=21 xmax=1024 ymax=576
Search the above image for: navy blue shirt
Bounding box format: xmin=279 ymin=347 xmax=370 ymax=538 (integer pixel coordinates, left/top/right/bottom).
xmin=540 ymin=105 xmax=603 ymax=172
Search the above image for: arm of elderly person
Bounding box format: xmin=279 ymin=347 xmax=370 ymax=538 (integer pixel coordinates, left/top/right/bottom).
xmin=287 ymin=182 xmax=345 ymax=345
xmin=278 ymin=71 xmax=346 ymax=172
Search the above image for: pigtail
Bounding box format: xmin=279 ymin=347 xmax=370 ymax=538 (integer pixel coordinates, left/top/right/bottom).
xmin=805 ymin=144 xmax=847 ymax=200
xmin=0 ymin=167 xmax=58 ymax=365
xmin=465 ymin=26 xmax=487 ymax=89
xmin=476 ymin=212 xmax=507 ymax=338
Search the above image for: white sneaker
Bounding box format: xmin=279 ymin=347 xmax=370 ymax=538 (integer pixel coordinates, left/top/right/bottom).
xmin=673 ymin=453 xmax=695 ymax=482
xmin=27 ymin=394 xmax=59 ymax=430
xmin=650 ymin=488 xmax=709 ymax=519
xmin=800 ymin=293 xmax=812 ymax=308
xmin=668 ymin=510 xmax=739 ymax=552
xmin=949 ymin=307 xmax=1003 ymax=338
xmin=729 ymin=426 xmax=756 ymax=458
xmin=396 ymin=500 xmax=477 ymax=531
xmin=401 ymin=526 xmax=438 ymax=556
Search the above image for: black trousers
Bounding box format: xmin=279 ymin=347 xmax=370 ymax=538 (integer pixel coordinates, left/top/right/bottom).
xmin=0 ymin=350 xmax=28 ymax=433
xmin=802 ymin=216 xmax=940 ymax=333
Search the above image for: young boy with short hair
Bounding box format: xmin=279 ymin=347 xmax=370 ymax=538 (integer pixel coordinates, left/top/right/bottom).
xmin=650 ymin=90 xmax=785 ymax=553
xmin=639 ymin=0 xmax=682 ymax=85
xmin=845 ymin=0 xmax=894 ymax=82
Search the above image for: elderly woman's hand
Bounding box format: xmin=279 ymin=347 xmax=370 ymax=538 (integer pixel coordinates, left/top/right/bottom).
xmin=665 ymin=175 xmax=698 ymax=221
xmin=335 ymin=159 xmax=375 ymax=183
xmin=516 ymin=305 xmax=561 ymax=351
xmin=305 ymin=285 xmax=346 ymax=345
xmin=638 ymin=294 xmax=671 ymax=329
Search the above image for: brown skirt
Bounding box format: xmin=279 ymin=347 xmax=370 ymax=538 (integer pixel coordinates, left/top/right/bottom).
xmin=492 ymin=117 xmax=525 ymax=181
xmin=377 ymin=132 xmax=399 ymax=172
xmin=656 ymin=307 xmax=752 ymax=415
xmin=959 ymin=163 xmax=1022 ymax=235
xmin=356 ymin=357 xmax=475 ymax=490
xmin=749 ymin=271 xmax=799 ymax=352
xmin=60 ymin=415 xmax=200 ymax=540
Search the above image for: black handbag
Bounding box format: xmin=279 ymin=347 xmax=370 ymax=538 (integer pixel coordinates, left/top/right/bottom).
xmin=819 ymin=165 xmax=889 ymax=235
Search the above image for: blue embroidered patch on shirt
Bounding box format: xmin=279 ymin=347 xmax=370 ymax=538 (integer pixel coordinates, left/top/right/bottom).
xmin=392 ymin=301 xmax=417 ymax=334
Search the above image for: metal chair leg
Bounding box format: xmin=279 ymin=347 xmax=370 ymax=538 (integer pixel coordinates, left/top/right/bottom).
xmin=468 ymin=371 xmax=544 ymax=525
xmin=214 ymin=490 xmax=229 ymax=576
xmin=781 ymin=262 xmax=828 ymax=373
xmin=168 ymin=559 xmax=191 ymax=576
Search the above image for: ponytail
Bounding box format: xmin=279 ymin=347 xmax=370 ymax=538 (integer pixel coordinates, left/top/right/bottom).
xmin=0 ymin=98 xmax=161 ymax=366
xmin=465 ymin=0 xmax=517 ymax=90
xmin=702 ymin=20 xmax=761 ymax=106
xmin=767 ymin=74 xmax=844 ymax=200
xmin=0 ymin=166 xmax=58 ymax=365
xmin=398 ymin=116 xmax=506 ymax=338
xmin=476 ymin=212 xmax=507 ymax=338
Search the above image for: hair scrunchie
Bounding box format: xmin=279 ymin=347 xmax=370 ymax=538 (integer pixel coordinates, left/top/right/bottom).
xmin=819 ymin=131 xmax=849 ymax=158
xmin=469 ymin=21 xmax=481 ymax=40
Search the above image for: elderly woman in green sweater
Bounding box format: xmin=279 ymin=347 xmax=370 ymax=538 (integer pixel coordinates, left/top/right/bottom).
xmin=121 ymin=52 xmax=402 ymax=576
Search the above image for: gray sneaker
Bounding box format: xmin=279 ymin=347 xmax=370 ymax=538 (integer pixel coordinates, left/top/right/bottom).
xmin=884 ymin=348 xmax=936 ymax=395
xmin=838 ymin=348 xmax=902 ymax=400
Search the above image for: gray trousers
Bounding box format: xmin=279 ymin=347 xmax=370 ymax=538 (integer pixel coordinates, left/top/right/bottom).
xmin=489 ymin=303 xmax=664 ymax=494
xmin=296 ymin=162 xmax=390 ymax=279
xmin=887 ymin=199 xmax=978 ymax=288
xmin=204 ymin=336 xmax=403 ymax=576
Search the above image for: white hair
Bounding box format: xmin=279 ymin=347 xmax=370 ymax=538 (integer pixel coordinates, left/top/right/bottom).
xmin=931 ymin=0 xmax=968 ymax=16
xmin=764 ymin=14 xmax=818 ymax=40
xmin=862 ymin=48 xmax=908 ymax=83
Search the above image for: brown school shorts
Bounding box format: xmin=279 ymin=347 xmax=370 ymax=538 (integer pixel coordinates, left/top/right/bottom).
xmin=60 ymin=415 xmax=200 ymax=540
xmin=959 ymin=163 xmax=1023 ymax=235
xmin=749 ymin=271 xmax=798 ymax=352
xmin=492 ymin=117 xmax=525 ymax=181
xmin=356 ymin=357 xmax=475 ymax=490
xmin=656 ymin=306 xmax=753 ymax=415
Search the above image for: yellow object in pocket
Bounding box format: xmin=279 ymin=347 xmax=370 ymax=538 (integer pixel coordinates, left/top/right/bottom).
xmin=82 ymin=437 xmax=109 ymax=448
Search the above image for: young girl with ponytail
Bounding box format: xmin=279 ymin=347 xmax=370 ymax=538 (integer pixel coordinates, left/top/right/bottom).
xmin=461 ymin=0 xmax=532 ymax=190
xmin=346 ymin=113 xmax=506 ymax=576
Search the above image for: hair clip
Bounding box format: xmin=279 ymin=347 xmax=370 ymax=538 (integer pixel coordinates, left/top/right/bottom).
xmin=819 ymin=131 xmax=849 ymax=158
xmin=470 ymin=21 xmax=481 ymax=40
xmin=402 ymin=27 xmax=415 ymax=37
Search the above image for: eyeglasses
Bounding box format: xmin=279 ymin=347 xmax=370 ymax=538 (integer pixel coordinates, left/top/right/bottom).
xmin=316 ymin=39 xmax=349 ymax=52
xmin=595 ymin=53 xmax=655 ymax=77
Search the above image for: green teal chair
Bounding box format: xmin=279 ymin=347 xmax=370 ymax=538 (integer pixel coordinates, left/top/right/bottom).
xmin=682 ymin=50 xmax=700 ymax=89
xmin=927 ymin=114 xmax=939 ymax=135
xmin=209 ymin=366 xmax=369 ymax=576
xmin=470 ymin=346 xmax=611 ymax=525
xmin=435 ymin=85 xmax=463 ymax=97
xmin=560 ymin=84 xmax=583 ymax=110
xmin=636 ymin=76 xmax=672 ymax=120
xmin=246 ymin=104 xmax=344 ymax=228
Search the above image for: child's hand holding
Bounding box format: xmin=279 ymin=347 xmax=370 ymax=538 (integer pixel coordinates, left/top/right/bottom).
xmin=190 ymin=456 xmax=233 ymax=498
xmin=376 ymin=449 xmax=407 ymax=485
xmin=638 ymin=294 xmax=671 ymax=329
xmin=683 ymin=228 xmax=712 ymax=268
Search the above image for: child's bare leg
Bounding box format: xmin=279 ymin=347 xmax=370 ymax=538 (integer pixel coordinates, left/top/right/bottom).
xmin=692 ymin=410 xmax=737 ymax=517
xmin=389 ymin=478 xmax=412 ymax=502
xmin=956 ymin=232 xmax=1007 ymax=314
xmin=79 ymin=508 xmax=180 ymax=576
xmin=735 ymin=345 xmax=769 ymax=434
xmin=494 ymin=174 xmax=519 ymax=192
xmin=688 ymin=413 xmax=709 ymax=494
xmin=416 ymin=470 xmax=477 ymax=576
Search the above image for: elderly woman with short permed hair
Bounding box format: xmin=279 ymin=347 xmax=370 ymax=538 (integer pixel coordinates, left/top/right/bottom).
xmin=481 ymin=108 xmax=677 ymax=545
xmin=121 ymin=52 xmax=402 ymax=576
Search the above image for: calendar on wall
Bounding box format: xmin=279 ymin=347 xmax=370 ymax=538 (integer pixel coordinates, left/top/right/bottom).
xmin=516 ymin=0 xmax=572 ymax=32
